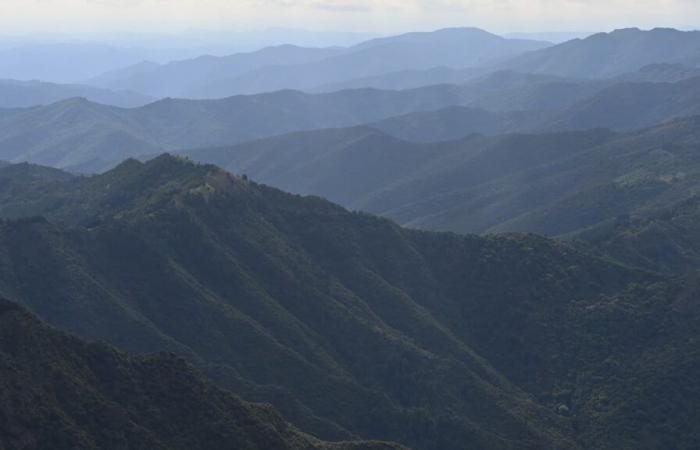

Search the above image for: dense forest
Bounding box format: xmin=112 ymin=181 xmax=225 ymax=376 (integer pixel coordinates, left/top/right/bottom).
xmin=0 ymin=156 xmax=697 ymax=449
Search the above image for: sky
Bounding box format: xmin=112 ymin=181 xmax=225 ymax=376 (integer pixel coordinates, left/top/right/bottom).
xmin=1 ymin=0 xmax=699 ymax=34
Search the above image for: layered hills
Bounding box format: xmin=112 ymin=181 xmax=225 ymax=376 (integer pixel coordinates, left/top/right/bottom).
xmin=184 ymin=115 xmax=700 ymax=236
xmin=89 ymin=28 xmax=700 ymax=97
xmin=92 ymin=28 xmax=550 ymax=98
xmin=4 ymin=68 xmax=700 ymax=172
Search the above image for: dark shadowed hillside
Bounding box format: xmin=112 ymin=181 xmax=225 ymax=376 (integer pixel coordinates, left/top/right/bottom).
xmin=0 ymin=156 xmax=697 ymax=449
xmin=0 ymin=156 xmax=576 ymax=450
xmin=0 ymin=298 xmax=404 ymax=450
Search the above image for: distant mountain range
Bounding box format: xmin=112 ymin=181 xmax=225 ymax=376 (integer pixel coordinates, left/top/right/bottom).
xmin=88 ymin=45 xmax=345 ymax=98
xmin=0 ymin=155 xmax=698 ymax=449
xmin=89 ymin=28 xmax=551 ymax=98
xmin=86 ymin=27 xmax=700 ymax=99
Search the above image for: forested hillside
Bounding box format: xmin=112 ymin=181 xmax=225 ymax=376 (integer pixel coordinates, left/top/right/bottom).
xmin=0 ymin=156 xmax=697 ymax=449
xmin=0 ymin=297 xmax=404 ymax=450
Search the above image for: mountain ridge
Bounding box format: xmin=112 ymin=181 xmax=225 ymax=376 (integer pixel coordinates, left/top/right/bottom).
xmin=500 ymin=27 xmax=700 ymax=79
xmin=0 ymin=155 xmax=698 ymax=448
xmin=91 ymin=28 xmax=551 ymax=98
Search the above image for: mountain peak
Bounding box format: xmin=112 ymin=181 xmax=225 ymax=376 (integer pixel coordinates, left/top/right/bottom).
xmin=108 ymin=153 xmax=203 ymax=180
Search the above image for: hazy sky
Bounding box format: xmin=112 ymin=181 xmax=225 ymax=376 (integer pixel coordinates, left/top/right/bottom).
xmin=1 ymin=0 xmax=699 ymax=34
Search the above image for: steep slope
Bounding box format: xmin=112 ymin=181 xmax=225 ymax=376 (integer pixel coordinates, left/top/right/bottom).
xmin=0 ymin=79 xmax=153 ymax=108
xmin=0 ymin=156 xmax=699 ymax=449
xmin=0 ymin=155 xmax=576 ymax=450
xmin=502 ymin=28 xmax=700 ymax=79
xmin=0 ymin=298 xmax=403 ymax=450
